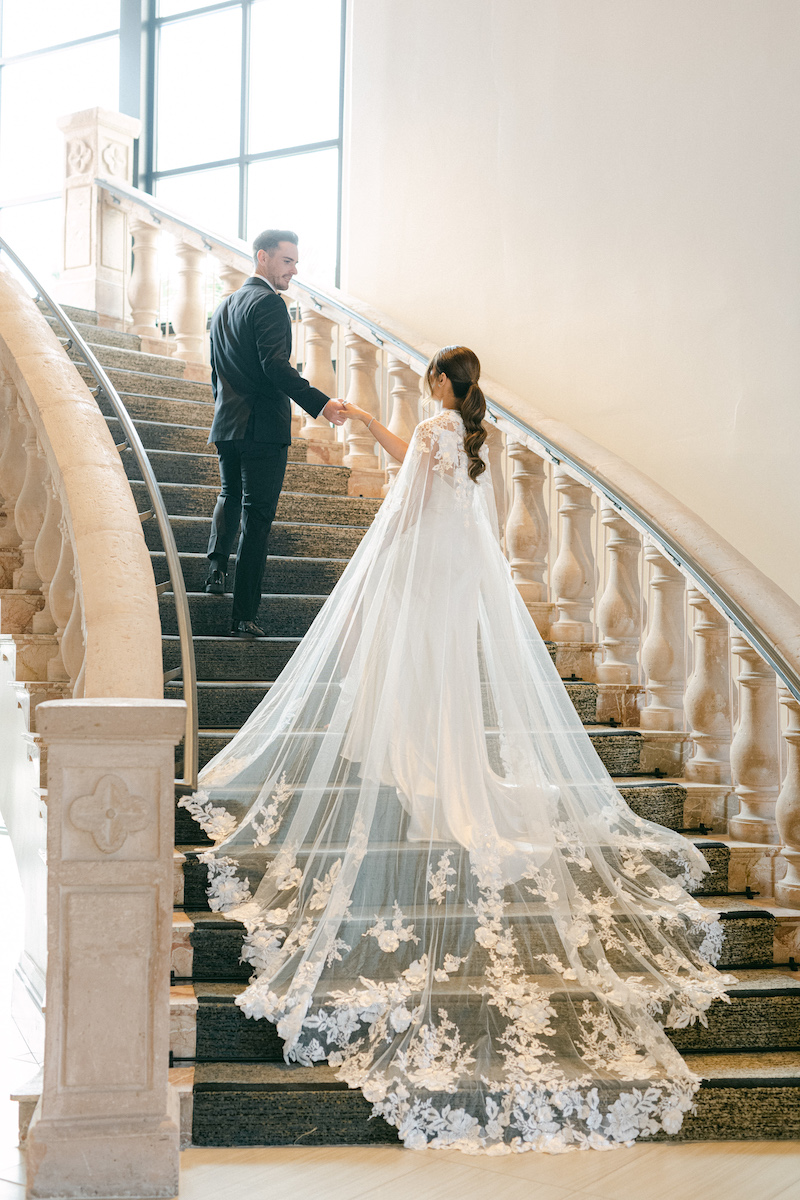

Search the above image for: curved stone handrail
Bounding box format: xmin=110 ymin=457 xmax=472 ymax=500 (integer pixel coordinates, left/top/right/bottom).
xmin=0 ymin=264 xmax=162 ymax=698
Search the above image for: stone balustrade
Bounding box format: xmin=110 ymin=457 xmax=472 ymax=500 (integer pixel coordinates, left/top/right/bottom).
xmin=53 ymin=109 xmax=800 ymax=915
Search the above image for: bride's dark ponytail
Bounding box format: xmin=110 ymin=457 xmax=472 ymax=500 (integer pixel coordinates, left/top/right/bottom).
xmin=424 ymin=346 xmax=487 ymax=481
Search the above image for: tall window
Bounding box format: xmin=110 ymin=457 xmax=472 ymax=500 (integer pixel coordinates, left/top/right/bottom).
xmin=0 ymin=0 xmax=344 ymax=289
xmin=146 ymin=0 xmax=345 ymax=284
xmin=0 ymin=0 xmax=120 ymax=284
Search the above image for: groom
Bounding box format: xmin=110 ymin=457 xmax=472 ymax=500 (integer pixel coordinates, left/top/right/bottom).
xmin=205 ymin=229 xmax=346 ymax=638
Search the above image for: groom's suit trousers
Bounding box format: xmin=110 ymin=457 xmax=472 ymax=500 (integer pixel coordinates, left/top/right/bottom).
xmin=207 ymin=439 xmax=288 ymax=624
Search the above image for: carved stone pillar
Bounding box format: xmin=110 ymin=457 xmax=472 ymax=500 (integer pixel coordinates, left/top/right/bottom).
xmin=13 ymin=407 xmax=47 ymax=591
xmin=483 ymin=423 xmax=507 ymax=536
xmin=383 ymin=358 xmax=421 ymax=493
xmin=47 ymin=518 xmax=74 ymax=683
xmin=640 ymin=544 xmax=686 ymax=731
xmin=128 ymin=218 xmax=162 ymax=337
xmin=172 ymin=241 xmax=206 ymax=364
xmin=596 ymin=506 xmax=643 ymax=725
xmin=0 ymin=379 xmax=24 ymax=553
xmin=61 ymin=578 xmax=85 ymax=694
xmin=56 ymin=108 xmax=141 ymax=320
xmin=504 ymin=440 xmax=552 ymax=637
xmin=776 ymin=688 xmax=800 ymax=907
xmin=684 ymin=590 xmax=731 ymax=784
xmin=218 ymin=262 xmax=249 ymax=298
xmin=343 ymin=332 xmax=383 ymax=496
xmin=32 ymin=479 xmax=63 ymax=635
xmin=299 ymin=307 xmax=341 ymax=464
xmin=549 ymin=469 xmax=597 ymax=678
xmin=729 ymin=636 xmax=780 ymax=843
xmin=25 ymin=699 xmax=186 ymax=1200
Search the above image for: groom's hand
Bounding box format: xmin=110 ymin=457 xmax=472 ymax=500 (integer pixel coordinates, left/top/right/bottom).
xmin=322 ymin=399 xmax=348 ymax=426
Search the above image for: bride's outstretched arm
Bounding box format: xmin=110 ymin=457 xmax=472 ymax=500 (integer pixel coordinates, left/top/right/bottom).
xmin=342 ymin=402 xmax=408 ymax=463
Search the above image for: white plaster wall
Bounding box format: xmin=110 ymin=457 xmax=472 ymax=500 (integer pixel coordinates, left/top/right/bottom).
xmin=342 ymin=0 xmax=800 ymax=604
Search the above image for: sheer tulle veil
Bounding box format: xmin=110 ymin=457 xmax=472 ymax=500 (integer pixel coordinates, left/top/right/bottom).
xmin=181 ymin=391 xmax=732 ymax=1154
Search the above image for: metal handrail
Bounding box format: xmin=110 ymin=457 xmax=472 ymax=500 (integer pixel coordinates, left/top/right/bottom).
xmin=0 ymin=236 xmax=199 ymax=788
xmin=94 ymin=176 xmax=800 ymax=704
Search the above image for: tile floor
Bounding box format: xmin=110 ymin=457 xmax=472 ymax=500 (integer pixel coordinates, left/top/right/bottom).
xmin=2 ymin=828 xmax=800 ymax=1200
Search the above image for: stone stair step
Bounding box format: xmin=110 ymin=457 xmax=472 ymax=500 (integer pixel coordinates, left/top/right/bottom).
xmin=188 ymin=1052 xmax=800 ymax=1146
xmin=152 ymin=551 xmax=347 ymax=595
xmin=76 ymin=361 xmax=212 ymax=402
xmin=180 ymin=723 xmax=644 ymax=772
xmin=66 ymin=340 xmax=187 ymax=378
xmin=180 ymin=897 xmax=774 ymax=981
xmin=126 ymin=448 xmax=351 ymax=491
xmin=98 ymin=390 xmax=214 ymax=428
xmin=131 ymin=479 xmax=377 ymax=522
xmin=46 ymin=315 xmax=141 ymax=350
xmin=149 ymin=516 xmax=369 ymax=557
xmin=160 ymin=593 xmax=326 ymax=638
xmin=164 ymin=637 xmax=300 ymax=683
xmin=180 ymin=968 xmax=800 ymax=1065
xmin=38 ymin=299 xmax=97 ymax=325
xmin=105 ymin=416 xmax=218 ymax=456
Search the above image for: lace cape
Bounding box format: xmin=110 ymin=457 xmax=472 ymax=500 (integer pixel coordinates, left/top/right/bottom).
xmin=182 ymin=408 xmax=732 ymax=1155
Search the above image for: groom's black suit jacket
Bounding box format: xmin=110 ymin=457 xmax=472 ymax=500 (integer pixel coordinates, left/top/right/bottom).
xmin=208 ymin=275 xmax=329 ymax=445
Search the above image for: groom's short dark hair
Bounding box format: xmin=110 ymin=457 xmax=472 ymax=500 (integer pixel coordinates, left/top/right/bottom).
xmin=252 ymin=229 xmax=298 ymax=261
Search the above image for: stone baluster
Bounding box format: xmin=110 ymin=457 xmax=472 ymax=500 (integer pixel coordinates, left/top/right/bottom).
xmin=383 ymin=358 xmax=421 ymax=493
xmin=596 ymin=505 xmax=643 ymax=725
xmin=775 ymin=688 xmax=800 ymax=907
xmin=172 ymin=241 xmax=206 ymax=364
xmin=218 ymin=262 xmax=248 ymax=299
xmin=483 ymin=423 xmax=507 ymax=535
xmin=684 ymin=590 xmax=731 ymax=784
xmin=47 ymin=518 xmax=75 ymax=683
xmin=26 ymin=699 xmax=186 ymax=1200
xmin=728 ymin=636 xmax=780 ymax=843
xmin=549 ymin=468 xmax=596 ymax=677
xmin=640 ymin=544 xmax=686 ymax=730
xmin=0 ymin=380 xmax=24 ymax=555
xmin=504 ymin=440 xmax=552 ymax=637
xmin=299 ymin=306 xmax=341 ymax=464
xmin=61 ymin=577 xmax=85 ymax=693
xmin=31 ymin=477 xmax=63 ymax=635
xmin=343 ymin=332 xmax=383 ymax=497
xmin=13 ymin=404 xmax=47 ymax=591
xmin=128 ymin=218 xmax=162 ymax=338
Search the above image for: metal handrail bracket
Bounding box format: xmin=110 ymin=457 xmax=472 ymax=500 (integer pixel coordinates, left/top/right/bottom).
xmin=0 ymin=235 xmax=200 ymax=789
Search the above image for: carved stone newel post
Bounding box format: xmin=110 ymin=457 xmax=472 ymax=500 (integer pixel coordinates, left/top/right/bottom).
xmin=504 ymin=441 xmax=552 ymax=637
xmin=776 ymin=688 xmax=800 ymax=907
xmin=26 ymin=699 xmax=186 ymax=1200
xmin=57 ymin=108 xmax=140 ymax=320
xmin=596 ymin=505 xmax=642 ymax=725
xmin=729 ymin=636 xmax=780 ymax=843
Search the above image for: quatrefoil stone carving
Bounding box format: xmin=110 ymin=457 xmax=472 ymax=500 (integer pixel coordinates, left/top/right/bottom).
xmin=69 ymin=774 xmax=149 ymax=853
xmin=67 ymin=139 xmax=93 ymax=175
xmin=101 ymin=142 xmax=127 ymax=178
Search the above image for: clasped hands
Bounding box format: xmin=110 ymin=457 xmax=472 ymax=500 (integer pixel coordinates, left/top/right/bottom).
xmin=322 ymin=399 xmax=372 ymax=427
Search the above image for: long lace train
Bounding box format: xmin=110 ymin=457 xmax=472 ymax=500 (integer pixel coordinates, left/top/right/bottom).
xmin=181 ymin=408 xmax=732 ymax=1154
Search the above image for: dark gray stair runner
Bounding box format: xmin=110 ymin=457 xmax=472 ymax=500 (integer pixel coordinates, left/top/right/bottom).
xmin=48 ymin=316 xmax=797 ymax=1149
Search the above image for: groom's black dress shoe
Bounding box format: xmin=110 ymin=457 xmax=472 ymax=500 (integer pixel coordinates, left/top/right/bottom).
xmin=205 ymin=566 xmax=226 ymax=594
xmin=232 ymin=620 xmax=266 ymax=639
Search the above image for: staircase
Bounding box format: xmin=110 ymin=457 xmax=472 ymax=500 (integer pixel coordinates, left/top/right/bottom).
xmin=42 ymin=303 xmax=800 ymax=1148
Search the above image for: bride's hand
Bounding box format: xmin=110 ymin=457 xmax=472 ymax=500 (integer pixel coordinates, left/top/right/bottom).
xmin=341 ymin=402 xmax=373 ymax=424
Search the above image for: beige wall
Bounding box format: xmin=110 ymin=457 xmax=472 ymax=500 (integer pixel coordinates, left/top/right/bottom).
xmin=342 ymin=0 xmax=800 ymax=604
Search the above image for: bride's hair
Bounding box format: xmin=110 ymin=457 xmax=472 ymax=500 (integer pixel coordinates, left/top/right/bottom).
xmin=425 ymin=346 xmax=487 ymax=481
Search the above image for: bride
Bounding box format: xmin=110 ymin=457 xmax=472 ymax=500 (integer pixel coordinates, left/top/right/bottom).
xmin=181 ymin=345 xmax=732 ymax=1154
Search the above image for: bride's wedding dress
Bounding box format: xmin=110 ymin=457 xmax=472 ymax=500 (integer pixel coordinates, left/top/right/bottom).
xmin=182 ymin=407 xmax=732 ymax=1154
